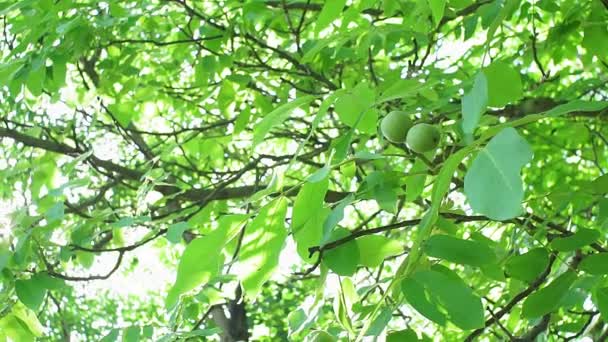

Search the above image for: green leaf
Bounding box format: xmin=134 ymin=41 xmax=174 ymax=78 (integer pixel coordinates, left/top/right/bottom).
xmin=464 ymin=127 xmax=533 ymax=220
xmin=550 ymin=228 xmax=600 ymax=252
xmin=387 ymin=329 xmax=419 ymax=342
xmin=32 ymin=272 xmax=65 ymax=290
xmin=504 ymin=248 xmax=549 ymax=283
xmin=594 ymin=287 xmax=608 ymax=322
xmin=333 ymin=284 xmax=354 ymax=334
xmin=237 ymin=197 xmax=288 ymax=298
xmin=522 ymin=270 xmax=577 ymax=319
xmin=45 ymin=202 xmax=64 ymax=223
xmin=364 ymin=306 xmax=392 ymax=336
xmin=180 ymin=328 xmax=222 ymax=338
xmin=108 ymin=102 xmax=135 ymax=128
xmin=0 ymin=245 xmax=11 ymax=272
xmin=166 ymin=222 xmax=189 ymax=244
xmin=365 ymin=171 xmax=399 ymax=213
xmin=334 ymin=82 xmax=376 ymax=134
xmin=292 ymin=179 xmax=329 ymax=263
xmin=405 ymin=160 xmax=428 ymax=201
xmin=377 ymin=79 xmax=422 ymax=103
xmin=423 ymin=234 xmax=497 ymax=267
xmin=322 ymin=228 xmax=360 ymax=276
xmin=252 ymin=95 xmax=315 ymax=147
xmin=308 ymin=163 xmax=331 ymax=183
xmin=428 ymin=0 xmax=446 ymax=25
xmin=322 ymin=194 xmax=355 ymax=242
xmin=166 ymin=214 xmax=247 ymax=308
xmin=315 ymin=0 xmax=347 ymax=34
xmin=101 ymin=329 xmax=120 ymax=342
xmin=307 ymin=330 xmax=337 ymax=342
xmin=582 ymin=11 xmax=608 ymax=60
xmin=579 ymin=253 xmax=608 ymax=275
xmin=26 ymin=61 xmax=46 ymax=97
xmin=122 ymin=326 xmax=140 ymax=342
xmin=401 ymin=277 xmax=447 ymax=326
xmin=411 ymin=268 xmax=485 ymax=329
xmin=592 ymin=174 xmax=608 ymax=195
xmin=15 ymin=278 xmax=47 ymax=311
xmin=483 ymin=61 xmax=523 ymax=107
xmin=545 ymin=100 xmax=608 ymax=117
xmin=461 ymin=72 xmax=488 ymax=134
xmin=0 ymin=314 xmax=35 ymax=342
xmin=11 ymin=301 xmax=44 ymax=337
xmin=356 ymin=235 xmax=402 ymax=268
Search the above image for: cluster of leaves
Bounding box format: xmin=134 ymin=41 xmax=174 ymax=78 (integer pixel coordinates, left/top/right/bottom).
xmin=0 ymin=0 xmax=608 ymax=341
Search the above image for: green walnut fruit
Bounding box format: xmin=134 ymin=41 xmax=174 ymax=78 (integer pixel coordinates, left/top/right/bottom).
xmin=380 ymin=111 xmax=413 ymax=143
xmin=406 ymin=123 xmax=440 ymax=153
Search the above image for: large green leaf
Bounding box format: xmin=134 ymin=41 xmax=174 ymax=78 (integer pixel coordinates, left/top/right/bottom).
xmin=579 ymin=253 xmax=608 ymax=275
xmin=15 ymin=278 xmax=47 ymax=311
xmin=377 ymin=79 xmax=423 ymax=103
xmin=11 ymin=301 xmax=44 ymax=337
xmin=522 ymin=271 xmax=576 ymax=319
xmin=408 ymin=267 xmax=485 ymax=330
xmin=334 ymin=82 xmax=376 ymax=134
xmin=594 ymin=287 xmax=608 ymax=322
xmin=123 ymin=326 xmax=140 ymax=342
xmin=166 ymin=214 xmax=248 ymax=308
xmin=237 ymin=197 xmax=288 ymax=298
xmin=423 ymin=234 xmax=497 ymax=267
xmin=428 ymin=0 xmax=446 ymax=25
xmin=315 ymin=0 xmax=347 ymax=34
xmin=464 ymin=127 xmax=533 ymax=220
xmin=549 ymin=228 xmax=600 ymax=252
xmin=292 ymin=178 xmax=330 ymax=263
xmin=405 ymin=160 xmax=428 ymax=201
xmin=504 ymin=248 xmax=549 ymax=283
xmin=322 ymin=228 xmax=360 ymax=276
xmin=356 ymin=235 xmax=402 ymax=268
xmin=0 ymin=314 xmax=36 ymax=342
xmin=582 ymin=6 xmax=608 ymax=60
xmin=387 ymin=329 xmax=419 ymax=342
xmin=292 ymin=178 xmax=329 ymax=232
xmin=483 ymin=61 xmax=523 ymax=107
xmin=461 ymin=72 xmax=488 ymax=134
xmin=401 ymin=277 xmax=447 ymax=326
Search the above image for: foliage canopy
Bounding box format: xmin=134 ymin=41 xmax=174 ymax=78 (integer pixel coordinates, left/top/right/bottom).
xmin=1 ymin=0 xmax=608 ymax=341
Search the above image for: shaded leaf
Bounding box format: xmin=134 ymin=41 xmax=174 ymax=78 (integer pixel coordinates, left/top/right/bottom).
xmin=15 ymin=278 xmax=47 ymax=311
xmin=411 ymin=268 xmax=484 ymax=329
xmin=505 ymin=248 xmax=549 ymax=282
xmin=462 ymin=72 xmax=488 ymax=134
xmin=550 ymin=228 xmax=600 ymax=252
xmin=322 ymin=228 xmax=360 ymax=276
xmin=423 ymin=234 xmax=497 ymax=267
xmin=579 ymin=253 xmax=608 ymax=275
xmin=522 ymin=271 xmax=576 ymax=319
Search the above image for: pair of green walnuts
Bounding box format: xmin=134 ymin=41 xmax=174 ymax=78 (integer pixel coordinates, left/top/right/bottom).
xmin=380 ymin=111 xmax=440 ymax=153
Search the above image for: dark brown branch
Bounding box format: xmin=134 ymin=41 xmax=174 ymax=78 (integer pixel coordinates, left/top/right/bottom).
xmin=514 ymin=314 xmax=550 ymax=342
xmin=308 ymin=213 xmax=490 ymax=256
xmin=101 ymin=35 xmax=223 ymax=48
xmin=47 ymin=251 xmax=125 ymax=282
